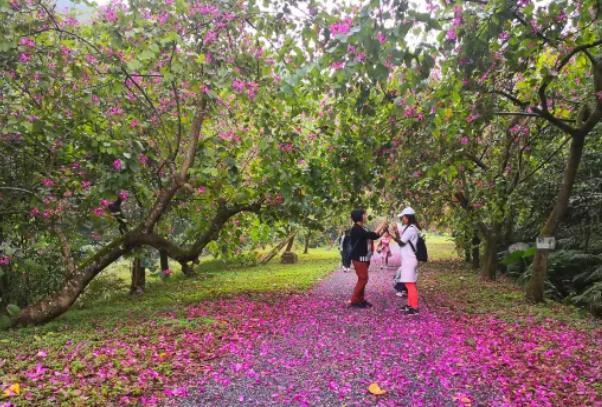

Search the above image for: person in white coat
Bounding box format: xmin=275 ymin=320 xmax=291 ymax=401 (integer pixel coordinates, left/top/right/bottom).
xmin=392 ymin=207 xmax=421 ymax=315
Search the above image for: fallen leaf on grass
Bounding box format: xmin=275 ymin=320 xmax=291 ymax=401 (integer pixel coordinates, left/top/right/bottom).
xmin=3 ymin=383 xmax=21 ymax=397
xmin=368 ymin=383 xmax=387 ymax=395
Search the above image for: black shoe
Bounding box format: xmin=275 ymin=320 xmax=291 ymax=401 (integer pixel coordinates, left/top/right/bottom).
xmin=350 ymin=302 xmax=368 ymax=308
xmin=405 ymin=307 xmax=419 ymax=315
xmin=362 ymin=301 xmax=373 ymax=308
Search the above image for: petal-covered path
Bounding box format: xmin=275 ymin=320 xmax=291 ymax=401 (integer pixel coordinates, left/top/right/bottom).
xmin=177 ymin=260 xmax=602 ymax=407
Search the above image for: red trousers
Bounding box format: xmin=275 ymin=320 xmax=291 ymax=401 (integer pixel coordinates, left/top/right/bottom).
xmin=405 ymin=282 xmax=418 ymax=309
xmin=351 ymin=260 xmax=369 ymax=304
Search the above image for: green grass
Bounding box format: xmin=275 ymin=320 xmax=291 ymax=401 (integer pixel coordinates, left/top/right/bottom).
xmin=0 ymin=248 xmax=339 ymax=343
xmin=423 ymin=259 xmax=600 ymax=329
xmin=423 ymin=233 xmax=457 ymax=260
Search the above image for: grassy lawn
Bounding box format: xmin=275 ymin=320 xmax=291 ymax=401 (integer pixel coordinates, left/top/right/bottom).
xmin=2 ymin=247 xmax=340 ymax=338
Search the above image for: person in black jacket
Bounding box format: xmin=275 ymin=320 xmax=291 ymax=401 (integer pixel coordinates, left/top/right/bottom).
xmin=348 ymin=208 xmax=388 ymax=308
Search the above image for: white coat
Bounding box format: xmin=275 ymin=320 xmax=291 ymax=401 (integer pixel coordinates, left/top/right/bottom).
xmin=395 ymin=224 xmax=419 ymax=283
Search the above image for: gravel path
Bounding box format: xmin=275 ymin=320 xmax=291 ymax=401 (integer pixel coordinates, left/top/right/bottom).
xmin=178 ymin=261 xmax=506 ymax=407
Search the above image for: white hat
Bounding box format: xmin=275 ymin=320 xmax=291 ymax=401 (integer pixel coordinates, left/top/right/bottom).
xmin=398 ymin=207 xmax=416 ymax=217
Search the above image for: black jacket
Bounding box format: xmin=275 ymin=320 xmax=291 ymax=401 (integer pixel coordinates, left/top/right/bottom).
xmin=348 ymin=224 xmax=381 ymax=262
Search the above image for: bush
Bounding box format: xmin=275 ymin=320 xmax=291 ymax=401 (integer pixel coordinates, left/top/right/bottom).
xmin=571 ymin=281 xmax=602 ymax=317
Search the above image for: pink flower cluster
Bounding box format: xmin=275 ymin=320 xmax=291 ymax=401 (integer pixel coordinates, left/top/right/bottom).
xmin=204 ymin=30 xmax=218 ymax=45
xmin=218 ymin=131 xmax=241 ymax=143
xmin=0 ymin=256 xmax=10 ymax=266
xmin=232 ymin=79 xmax=259 ymax=99
xmin=279 ymin=143 xmax=294 ymax=153
xmin=19 ymin=37 xmax=35 ymax=47
xmin=329 ymin=18 xmax=353 ymax=36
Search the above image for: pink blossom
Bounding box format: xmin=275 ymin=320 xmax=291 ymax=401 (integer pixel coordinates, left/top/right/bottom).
xmin=157 ymin=11 xmax=170 ymax=24
xmin=246 ymin=82 xmax=259 ymax=100
xmin=138 ymin=154 xmax=149 ymax=166
xmin=355 ymin=52 xmax=366 ymax=62
xmin=61 ymin=46 xmax=72 ymax=57
xmin=196 ymin=4 xmax=219 ymax=15
xmin=0 ymin=256 xmax=10 ymax=266
xmin=113 ymin=159 xmax=123 ymax=171
xmin=416 ymin=112 xmax=425 ymax=121
xmin=118 ymin=190 xmax=129 ymax=201
xmin=329 ymin=18 xmax=352 ymax=36
xmin=467 ymin=113 xmax=480 ymax=123
xmin=161 ymin=268 xmax=173 ymax=278
xmin=30 ymin=207 xmax=41 ymax=217
xmin=404 ymin=106 xmax=416 ymax=118
xmin=498 ymin=31 xmax=510 ymax=41
xmin=92 ymin=207 xmax=105 ymax=216
xmin=18 ymin=53 xmax=30 ymax=63
xmin=81 ymin=180 xmax=92 ymax=189
xmin=446 ymin=28 xmax=457 ymax=41
xmin=108 ymin=106 xmax=124 ymax=116
xmin=84 ymin=54 xmax=97 ymax=65
xmin=163 ymin=386 xmax=186 ymax=397
xmin=103 ymin=7 xmax=118 ymax=23
xmin=100 ymin=199 xmax=111 ymax=207
xmin=204 ymin=30 xmax=218 ymax=45
xmin=375 ymin=32 xmax=386 ymax=44
xmin=279 ymin=143 xmax=294 ymax=153
xmin=41 ymin=178 xmax=54 ymax=188
xmin=197 ymin=186 xmax=206 ymax=194
xmin=19 ymin=37 xmax=35 ymax=47
xmin=460 ymin=136 xmax=470 ymax=145
xmin=330 ymin=61 xmax=345 ymax=70
xmin=232 ymin=79 xmax=246 ymax=93
xmin=201 ymin=84 xmax=211 ymax=94
xmin=130 ymin=119 xmax=139 ymax=128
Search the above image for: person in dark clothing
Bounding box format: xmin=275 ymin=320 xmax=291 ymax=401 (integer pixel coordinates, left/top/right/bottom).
xmin=348 ymin=208 xmax=388 ymax=308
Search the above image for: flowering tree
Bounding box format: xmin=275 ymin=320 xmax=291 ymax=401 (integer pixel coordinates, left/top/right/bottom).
xmin=0 ymin=0 xmax=348 ymax=327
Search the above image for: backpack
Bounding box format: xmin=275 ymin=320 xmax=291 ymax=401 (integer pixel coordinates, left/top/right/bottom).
xmin=404 ymin=225 xmax=428 ymax=262
xmin=341 ymin=230 xmax=356 ymax=268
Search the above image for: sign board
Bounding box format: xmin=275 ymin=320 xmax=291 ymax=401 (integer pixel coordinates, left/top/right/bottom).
xmin=536 ymin=237 xmax=556 ymax=250
xmin=508 ymin=242 xmax=530 ymax=253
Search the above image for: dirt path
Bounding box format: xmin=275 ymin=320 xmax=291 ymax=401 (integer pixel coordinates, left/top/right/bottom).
xmin=179 ymin=262 xmax=507 ymax=406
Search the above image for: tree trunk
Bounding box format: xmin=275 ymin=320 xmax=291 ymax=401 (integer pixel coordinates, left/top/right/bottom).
xmin=481 ymin=233 xmax=498 ymax=280
xmin=526 ymin=134 xmax=586 ymax=303
xmin=285 ymin=234 xmax=295 ymax=252
xmin=259 ymin=232 xmax=296 ymax=264
xmin=471 ymin=233 xmax=481 ymax=270
xmin=14 ymin=237 xmax=127 ymax=326
xmin=464 ymin=245 xmax=471 ymax=263
xmin=303 ymin=232 xmax=311 ymax=254
xmin=130 ymin=257 xmax=145 ymax=295
xmin=160 ymin=249 xmax=169 ymax=271
xmin=180 ymin=262 xmax=194 ymax=276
